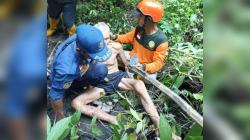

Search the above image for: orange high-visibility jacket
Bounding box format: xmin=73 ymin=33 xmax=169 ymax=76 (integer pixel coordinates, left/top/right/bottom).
xmin=115 ymin=26 xmax=168 ymax=73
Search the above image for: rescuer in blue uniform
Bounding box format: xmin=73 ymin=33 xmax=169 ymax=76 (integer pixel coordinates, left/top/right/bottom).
xmin=49 ymin=25 xmax=111 ymax=121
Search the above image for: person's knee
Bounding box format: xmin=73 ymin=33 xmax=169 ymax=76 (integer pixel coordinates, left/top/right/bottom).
xmin=134 ymin=80 xmax=144 ymax=89
xmin=71 ymin=99 xmax=84 ymax=109
xmin=131 ymin=80 xmax=144 ymax=94
xmin=85 ymin=106 xmax=97 ymax=116
xmin=97 ymin=88 xmax=105 ymax=95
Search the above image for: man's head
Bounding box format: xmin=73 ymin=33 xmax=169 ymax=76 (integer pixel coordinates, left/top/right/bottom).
xmin=94 ymin=22 xmax=111 ymax=44
xmin=76 ymin=25 xmax=111 ymax=62
xmin=135 ymin=0 xmax=164 ymax=26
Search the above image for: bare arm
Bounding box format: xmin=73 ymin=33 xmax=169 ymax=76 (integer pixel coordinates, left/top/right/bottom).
xmin=118 ymin=44 xmax=129 ymax=66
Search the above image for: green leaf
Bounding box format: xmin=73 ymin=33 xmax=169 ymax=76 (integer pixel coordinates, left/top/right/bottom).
xmin=70 ymin=126 xmax=78 ymax=140
xmin=173 ymin=125 xmax=182 ymax=136
xmin=193 ymin=94 xmax=203 ymax=101
xmin=160 ymin=114 xmax=172 ymax=140
xmin=91 ymin=126 xmax=104 ymax=136
xmin=58 ymin=129 xmax=70 ymax=140
xmin=185 ymin=136 xmax=203 ymax=140
xmin=70 ymin=135 xmax=79 ymax=140
xmin=111 ymin=124 xmax=121 ymax=140
xmin=135 ymin=122 xmax=143 ymax=134
xmin=71 ymin=110 xmax=81 ymax=125
xmin=117 ymin=91 xmax=133 ymax=106
xmin=116 ymin=113 xmax=125 ymax=130
xmin=174 ymin=75 xmax=185 ymax=88
xmin=91 ymin=116 xmax=97 ymax=126
xmin=47 ymin=116 xmax=72 ymax=140
xmin=190 ymin=14 xmax=197 ymax=23
xmin=129 ymin=108 xmax=142 ymax=121
xmin=112 ymin=134 xmax=121 ymax=140
xmin=47 ymin=115 xmax=51 ymax=136
xmin=128 ymin=133 xmax=137 ymax=140
xmin=121 ymin=133 xmax=128 ymax=140
xmin=91 ymin=116 xmax=104 ymax=137
xmin=184 ymin=123 xmax=203 ymax=140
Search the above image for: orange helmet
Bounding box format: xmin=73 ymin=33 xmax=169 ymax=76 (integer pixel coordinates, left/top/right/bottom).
xmin=136 ymin=0 xmax=164 ymax=22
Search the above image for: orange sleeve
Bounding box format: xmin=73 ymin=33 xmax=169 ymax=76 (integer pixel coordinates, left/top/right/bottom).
xmin=115 ymin=28 xmax=135 ymax=44
xmin=145 ymin=42 xmax=169 ymax=73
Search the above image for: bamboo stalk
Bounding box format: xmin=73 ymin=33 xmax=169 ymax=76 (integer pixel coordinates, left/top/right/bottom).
xmin=127 ymin=65 xmax=203 ymax=127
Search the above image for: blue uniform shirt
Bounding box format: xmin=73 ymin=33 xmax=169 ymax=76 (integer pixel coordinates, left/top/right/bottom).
xmin=49 ymin=35 xmax=83 ymax=100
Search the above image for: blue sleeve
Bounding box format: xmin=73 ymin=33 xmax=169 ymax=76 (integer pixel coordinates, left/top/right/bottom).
xmin=49 ymin=72 xmax=67 ymax=101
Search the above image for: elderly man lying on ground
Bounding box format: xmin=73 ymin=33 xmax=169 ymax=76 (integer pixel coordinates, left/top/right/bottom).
xmin=71 ymin=22 xmax=160 ymax=127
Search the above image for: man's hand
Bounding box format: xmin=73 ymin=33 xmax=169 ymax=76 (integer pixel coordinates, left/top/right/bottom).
xmin=110 ymin=33 xmax=118 ymax=41
xmin=51 ymin=99 xmax=65 ymax=122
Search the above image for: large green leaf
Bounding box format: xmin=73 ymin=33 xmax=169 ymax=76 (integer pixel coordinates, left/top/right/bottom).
xmin=47 ymin=115 xmax=51 ymax=136
xmin=47 ymin=116 xmax=72 ymax=140
xmin=160 ymin=114 xmax=172 ymax=140
xmin=58 ymin=129 xmax=70 ymax=140
xmin=71 ymin=110 xmax=81 ymax=126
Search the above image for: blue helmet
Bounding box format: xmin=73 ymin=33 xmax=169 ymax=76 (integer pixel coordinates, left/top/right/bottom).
xmin=76 ymin=25 xmax=111 ymax=62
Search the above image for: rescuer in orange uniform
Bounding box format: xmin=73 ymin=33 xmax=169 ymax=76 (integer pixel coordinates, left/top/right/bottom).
xmin=111 ymin=0 xmax=168 ymax=75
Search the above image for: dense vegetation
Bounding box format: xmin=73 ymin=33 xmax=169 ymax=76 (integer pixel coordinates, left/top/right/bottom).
xmin=50 ymin=0 xmax=204 ymax=139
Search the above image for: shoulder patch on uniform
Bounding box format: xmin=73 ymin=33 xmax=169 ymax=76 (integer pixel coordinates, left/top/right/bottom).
xmin=63 ymin=81 xmax=73 ymax=89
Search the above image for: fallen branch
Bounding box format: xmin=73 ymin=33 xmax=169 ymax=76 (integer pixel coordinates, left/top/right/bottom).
xmin=127 ymin=65 xmax=203 ymax=127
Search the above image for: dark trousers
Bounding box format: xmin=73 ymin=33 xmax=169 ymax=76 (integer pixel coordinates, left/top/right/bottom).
xmin=47 ymin=0 xmax=76 ymax=28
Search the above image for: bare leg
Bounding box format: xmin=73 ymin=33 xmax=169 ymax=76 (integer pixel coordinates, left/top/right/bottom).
xmin=71 ymin=87 xmax=117 ymax=124
xmin=118 ymin=78 xmax=160 ymax=127
xmin=51 ymin=99 xmax=65 ymax=121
